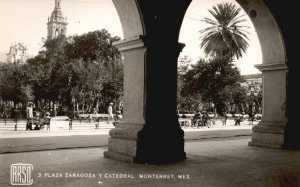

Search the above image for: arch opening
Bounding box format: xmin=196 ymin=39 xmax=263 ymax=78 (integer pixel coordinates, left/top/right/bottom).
xmin=178 ymin=0 xmax=264 ymax=126
xmin=0 ymin=0 xmax=296 ymax=166
xmin=177 ymin=0 xmax=288 ymax=149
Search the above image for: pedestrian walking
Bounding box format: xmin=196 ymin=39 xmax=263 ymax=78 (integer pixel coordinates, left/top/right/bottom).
xmin=26 ymin=102 xmax=34 ymax=130
xmin=44 ymin=112 xmax=51 ymax=130
xmin=202 ymin=111 xmax=211 ymax=128
xmin=191 ymin=111 xmax=201 ymax=128
xmin=234 ymin=113 xmax=243 ymax=126
xmin=249 ymin=113 xmax=255 ymax=125
xmin=107 ymin=103 xmax=114 ymax=124
xmin=222 ymin=114 xmax=228 ymax=126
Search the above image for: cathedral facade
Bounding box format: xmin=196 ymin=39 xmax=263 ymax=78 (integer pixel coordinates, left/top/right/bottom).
xmin=47 ymin=0 xmax=68 ymax=40
xmin=6 ymin=43 xmax=27 ymax=63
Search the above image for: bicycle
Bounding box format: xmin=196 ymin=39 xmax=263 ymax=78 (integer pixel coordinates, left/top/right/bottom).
xmin=200 ymin=114 xmax=212 ymax=128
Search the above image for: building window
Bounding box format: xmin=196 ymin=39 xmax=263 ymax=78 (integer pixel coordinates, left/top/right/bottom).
xmin=55 ymin=29 xmax=59 ymax=37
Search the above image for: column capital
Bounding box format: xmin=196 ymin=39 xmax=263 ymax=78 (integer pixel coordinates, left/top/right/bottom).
xmin=114 ymin=35 xmax=186 ymax=53
xmin=255 ymin=63 xmax=288 ymax=72
xmin=113 ymin=36 xmax=146 ymax=52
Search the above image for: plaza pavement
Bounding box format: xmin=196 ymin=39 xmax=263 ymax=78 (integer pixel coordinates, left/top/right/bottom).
xmin=1 ymin=137 xmax=300 ymax=187
xmin=1 ymin=119 xmax=300 ymax=187
xmin=0 ymin=118 xmax=254 ymax=153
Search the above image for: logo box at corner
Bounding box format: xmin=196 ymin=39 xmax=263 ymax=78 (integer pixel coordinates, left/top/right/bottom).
xmin=10 ymin=163 xmax=33 ymax=186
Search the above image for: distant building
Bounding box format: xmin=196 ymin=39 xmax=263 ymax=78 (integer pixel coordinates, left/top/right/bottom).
xmin=243 ymin=73 xmax=263 ymax=84
xmin=242 ymin=73 xmax=262 ymax=94
xmin=6 ymin=43 xmax=28 ymax=63
xmin=47 ymin=0 xmax=68 ymax=40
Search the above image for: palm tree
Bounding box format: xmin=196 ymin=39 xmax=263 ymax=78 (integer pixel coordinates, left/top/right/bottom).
xmin=199 ymin=2 xmax=250 ymax=59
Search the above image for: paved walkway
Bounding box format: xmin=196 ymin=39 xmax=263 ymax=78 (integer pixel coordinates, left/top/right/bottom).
xmin=0 ymin=119 xmax=254 ymax=154
xmin=1 ymin=119 xmax=299 ymax=187
xmin=0 ymin=118 xmax=255 ymax=138
xmin=1 ymin=138 xmax=300 ymax=187
xmin=0 ymin=129 xmax=252 ymax=154
xmin=0 ymin=118 xmax=254 ymax=155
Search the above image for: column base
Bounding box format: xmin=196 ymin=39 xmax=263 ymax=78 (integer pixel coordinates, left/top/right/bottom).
xmin=284 ymin=125 xmax=300 ymax=149
xmin=248 ymin=133 xmax=284 ymax=148
xmin=248 ymin=121 xmax=286 ymax=149
xmin=104 ymin=122 xmax=186 ymax=164
xmin=134 ymin=125 xmax=186 ymax=164
xmin=104 ymin=123 xmax=144 ymax=163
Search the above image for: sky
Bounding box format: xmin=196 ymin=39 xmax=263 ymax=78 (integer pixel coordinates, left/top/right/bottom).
xmin=0 ymin=0 xmax=262 ymax=75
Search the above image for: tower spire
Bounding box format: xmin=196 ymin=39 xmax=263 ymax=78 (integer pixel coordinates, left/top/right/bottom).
xmin=55 ymin=0 xmax=61 ymax=9
xmin=47 ymin=0 xmax=67 ymax=40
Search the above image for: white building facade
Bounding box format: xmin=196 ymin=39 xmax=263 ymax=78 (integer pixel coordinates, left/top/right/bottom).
xmin=6 ymin=43 xmax=27 ymax=63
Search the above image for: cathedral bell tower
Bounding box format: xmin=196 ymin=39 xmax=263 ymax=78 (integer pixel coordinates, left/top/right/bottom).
xmin=47 ymin=0 xmax=68 ymax=40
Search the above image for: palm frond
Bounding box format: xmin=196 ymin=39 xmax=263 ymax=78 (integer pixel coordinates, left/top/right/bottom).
xmin=199 ymin=26 xmax=218 ymax=35
xmin=198 ymin=2 xmax=250 ymax=59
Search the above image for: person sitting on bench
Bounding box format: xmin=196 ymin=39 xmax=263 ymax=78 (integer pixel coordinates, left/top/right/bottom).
xmin=40 ymin=112 xmax=51 ymax=130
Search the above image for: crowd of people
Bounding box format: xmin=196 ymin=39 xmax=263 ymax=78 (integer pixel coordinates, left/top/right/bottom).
xmin=25 ymin=102 xmax=51 ymax=130
xmin=178 ymin=110 xmax=212 ymax=128
xmin=4 ymin=101 xmax=259 ymax=131
xmin=21 ymin=101 xmax=124 ymax=130
xmin=178 ymin=109 xmax=259 ymax=128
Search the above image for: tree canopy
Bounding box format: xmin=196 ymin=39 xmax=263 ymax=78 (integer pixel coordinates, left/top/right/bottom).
xmin=178 ymin=56 xmax=247 ymax=114
xmin=0 ymin=29 xmax=123 ymax=116
xmin=199 ymin=2 xmax=250 ymax=59
xmin=177 ymin=2 xmax=253 ymax=114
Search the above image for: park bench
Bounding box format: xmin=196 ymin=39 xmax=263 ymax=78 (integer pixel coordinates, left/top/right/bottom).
xmin=225 ymin=114 xmax=233 ymax=118
xmin=67 ymin=114 xmax=90 ymax=130
xmin=93 ymin=114 xmax=110 ymax=120
xmin=78 ymin=114 xmax=92 ymax=123
xmin=69 ymin=113 xmax=110 ymax=130
xmin=78 ymin=114 xmax=110 ymax=123
xmin=93 ymin=114 xmax=110 ymax=129
xmin=33 ymin=117 xmax=41 ymax=130
xmin=243 ymin=114 xmax=249 ymax=120
xmin=21 ymin=116 xmax=51 ymax=131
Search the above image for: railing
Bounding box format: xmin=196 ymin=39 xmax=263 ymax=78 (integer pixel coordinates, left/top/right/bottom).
xmin=68 ymin=113 xmax=111 ymax=130
xmin=178 ymin=113 xmax=262 ymax=128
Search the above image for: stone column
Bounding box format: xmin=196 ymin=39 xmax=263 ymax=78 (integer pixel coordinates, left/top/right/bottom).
xmin=104 ymin=36 xmax=147 ymax=162
xmin=239 ymin=0 xmax=290 ymax=149
xmin=104 ymin=36 xmax=186 ymax=164
xmin=249 ymin=63 xmax=288 ymax=148
xmin=106 ymin=0 xmax=191 ymax=163
xmin=133 ymin=38 xmax=186 ymax=164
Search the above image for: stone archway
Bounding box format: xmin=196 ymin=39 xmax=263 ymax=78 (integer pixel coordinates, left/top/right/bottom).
xmin=243 ymin=0 xmax=300 ymax=148
xmin=235 ymin=0 xmax=300 ymax=149
xmin=104 ymin=0 xmax=299 ymax=164
xmin=104 ymin=0 xmax=191 ymax=164
xmin=235 ymin=0 xmax=287 ymax=148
